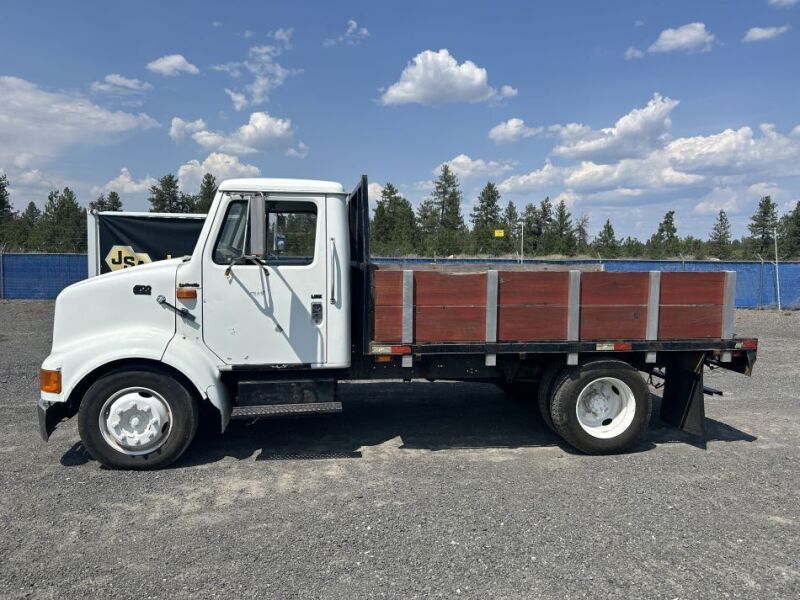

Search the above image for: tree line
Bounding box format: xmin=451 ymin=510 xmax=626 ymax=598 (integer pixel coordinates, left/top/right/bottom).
xmin=0 ymin=172 xmax=218 ymax=252
xmin=2 ymin=166 xmax=800 ymax=259
xmin=372 ymin=165 xmax=800 ymax=260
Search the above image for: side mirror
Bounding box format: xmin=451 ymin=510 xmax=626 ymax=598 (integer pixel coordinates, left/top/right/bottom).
xmin=249 ymin=195 xmax=266 ymax=257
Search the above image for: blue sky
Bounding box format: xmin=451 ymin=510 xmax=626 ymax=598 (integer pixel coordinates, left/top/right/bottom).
xmin=1 ymin=0 xmax=799 ymax=240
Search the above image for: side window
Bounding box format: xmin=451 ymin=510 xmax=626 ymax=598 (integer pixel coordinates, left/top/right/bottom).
xmin=263 ymin=201 xmax=318 ymax=265
xmin=213 ymin=200 xmax=248 ymax=264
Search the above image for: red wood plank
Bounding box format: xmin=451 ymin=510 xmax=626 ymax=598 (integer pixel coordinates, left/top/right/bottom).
xmin=414 ymin=271 xmax=487 ymax=306
xmin=498 ymin=271 xmax=569 ymax=306
xmin=660 ymin=272 xmax=725 ymax=305
xmin=658 ymin=305 xmax=723 ymax=339
xmin=498 ymin=306 xmax=568 ymax=340
xmin=581 ymin=272 xmax=649 ymax=306
xmin=580 ymin=306 xmax=647 ymax=340
xmin=415 ymin=306 xmax=485 ymax=342
xmin=373 ymin=270 xmax=403 ymax=306
xmin=373 ymin=306 xmax=402 ymax=342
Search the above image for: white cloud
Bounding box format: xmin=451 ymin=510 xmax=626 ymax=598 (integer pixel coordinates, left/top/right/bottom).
xmin=498 ymin=162 xmax=562 ymax=193
xmin=324 ymin=19 xmax=370 ymax=47
xmin=285 ymin=141 xmax=309 ymax=159
xmin=177 ymin=152 xmax=261 ymax=192
xmin=212 ymin=34 xmax=298 ymax=110
xmin=212 ymin=21 xmax=223 ymax=27
xmin=243 ymin=30 xmax=256 ymax=40
xmin=380 ymin=49 xmax=516 ymax=106
xmin=169 ymin=117 xmax=207 ymax=141
xmin=438 ymin=154 xmax=515 ymax=179
xmin=624 ymin=46 xmax=644 ymax=60
xmin=742 ymin=25 xmax=791 ymax=42
xmin=91 ymin=167 xmax=157 ymax=196
xmin=91 ymin=74 xmax=153 ymax=95
xmin=0 ymin=76 xmax=158 ymax=168
xmin=768 ymin=0 xmax=799 ymax=7
xmin=188 ymin=111 xmax=294 ymax=155
xmin=489 ymin=118 xmax=542 ymax=144
xmin=146 ymin=54 xmax=200 ymax=77
xmin=551 ymin=93 xmax=680 ymax=163
xmin=648 ymin=23 xmax=715 ymax=54
xmin=664 ymin=124 xmax=800 ymax=176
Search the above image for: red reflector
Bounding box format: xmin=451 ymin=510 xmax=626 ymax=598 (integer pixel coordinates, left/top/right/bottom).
xmin=742 ymin=339 xmax=758 ymax=349
xmin=389 ymin=345 xmax=411 ymax=354
xmin=614 ymin=342 xmax=633 ymax=351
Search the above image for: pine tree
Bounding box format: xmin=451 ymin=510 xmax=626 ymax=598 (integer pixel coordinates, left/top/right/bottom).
xmin=29 ymin=188 xmax=86 ymax=252
xmin=780 ymin=201 xmax=800 ymax=258
xmin=747 ymin=195 xmax=778 ymax=256
xmin=470 ymin=182 xmax=502 ymax=255
xmin=535 ymin=196 xmax=555 ymax=255
xmin=148 ymin=174 xmax=194 ymax=213
xmin=502 ymin=201 xmax=520 ymax=254
xmin=15 ymin=202 xmax=41 ymax=249
xmin=521 ymin=202 xmax=540 ymax=255
xmin=106 ymin=191 xmax=123 ymax=211
xmin=594 ymin=219 xmax=619 ymax=257
xmin=708 ymin=210 xmax=732 ymax=259
xmin=0 ymin=174 xmax=17 ymax=247
xmin=418 ymin=165 xmax=467 ymax=256
xmin=372 ymin=183 xmax=417 ymax=256
xmin=649 ymin=210 xmax=679 ymax=257
xmin=575 ymin=214 xmax=590 ymax=255
xmin=551 ymin=200 xmax=577 ymax=255
xmin=196 ymin=173 xmax=218 ymax=213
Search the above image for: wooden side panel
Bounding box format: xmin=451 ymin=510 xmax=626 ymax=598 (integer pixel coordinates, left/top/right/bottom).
xmin=659 ymin=272 xmax=725 ymax=339
xmin=580 ymin=272 xmax=648 ymax=339
xmin=373 ymin=306 xmax=402 ymax=342
xmin=497 ymin=271 xmax=569 ymax=341
xmin=413 ymin=271 xmax=486 ymax=306
xmin=659 ymin=272 xmax=725 ymax=305
xmin=659 ymin=305 xmax=724 ymax=339
xmin=415 ymin=306 xmax=485 ymax=342
xmin=373 ymin=270 xmax=403 ymax=306
xmin=414 ymin=271 xmax=487 ymax=342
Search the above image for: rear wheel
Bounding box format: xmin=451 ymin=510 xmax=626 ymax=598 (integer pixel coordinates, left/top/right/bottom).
xmin=549 ymin=360 xmax=651 ymax=454
xmin=78 ymin=368 xmax=199 ymax=469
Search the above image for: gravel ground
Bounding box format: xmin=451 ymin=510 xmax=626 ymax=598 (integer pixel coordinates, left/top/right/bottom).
xmin=0 ymin=301 xmax=798 ymax=599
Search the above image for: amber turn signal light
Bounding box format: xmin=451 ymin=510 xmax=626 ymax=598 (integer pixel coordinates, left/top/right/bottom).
xmin=176 ymin=288 xmax=197 ymax=300
xmin=40 ymin=369 xmax=62 ymax=394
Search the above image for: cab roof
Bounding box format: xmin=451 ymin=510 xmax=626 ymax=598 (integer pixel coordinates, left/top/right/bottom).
xmin=218 ymin=178 xmax=346 ymax=195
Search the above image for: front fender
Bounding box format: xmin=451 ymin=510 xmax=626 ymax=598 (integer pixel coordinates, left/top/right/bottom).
xmin=41 ymin=327 xmax=175 ymax=405
xmin=162 ymin=335 xmax=231 ymax=431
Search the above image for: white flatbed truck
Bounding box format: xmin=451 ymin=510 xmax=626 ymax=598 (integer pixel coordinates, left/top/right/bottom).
xmin=38 ymin=177 xmax=758 ymax=469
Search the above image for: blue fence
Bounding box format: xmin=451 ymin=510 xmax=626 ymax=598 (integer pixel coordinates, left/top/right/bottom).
xmin=1 ymin=253 xmax=798 ymax=308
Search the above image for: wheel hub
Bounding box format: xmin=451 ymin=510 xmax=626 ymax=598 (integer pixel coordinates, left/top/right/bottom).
xmin=99 ymin=388 xmax=171 ymax=455
xmin=575 ymin=377 xmax=637 ymax=439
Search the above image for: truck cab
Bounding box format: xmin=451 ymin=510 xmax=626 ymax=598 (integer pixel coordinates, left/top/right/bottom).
xmin=39 ymin=178 xmax=360 ymax=468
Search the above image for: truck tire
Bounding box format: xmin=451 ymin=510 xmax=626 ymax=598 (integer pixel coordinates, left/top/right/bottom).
xmin=549 ymin=360 xmax=651 ymax=454
xmin=78 ymin=368 xmax=199 ymax=469
xmin=536 ymin=363 xmax=563 ymax=432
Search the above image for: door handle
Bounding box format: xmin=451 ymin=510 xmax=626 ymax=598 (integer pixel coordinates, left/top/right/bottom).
xmin=329 ymin=237 xmax=336 ymax=305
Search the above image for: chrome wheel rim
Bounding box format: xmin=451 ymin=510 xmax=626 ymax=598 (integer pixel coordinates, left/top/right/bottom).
xmin=99 ymin=387 xmax=172 ymax=455
xmin=575 ymin=377 xmax=636 ymax=439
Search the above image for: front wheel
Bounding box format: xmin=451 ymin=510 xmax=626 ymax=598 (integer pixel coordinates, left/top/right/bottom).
xmin=549 ymin=360 xmax=651 ymax=454
xmin=78 ymin=368 xmax=199 ymax=469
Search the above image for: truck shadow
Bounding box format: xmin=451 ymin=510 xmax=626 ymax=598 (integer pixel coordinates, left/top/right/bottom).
xmin=170 ymin=382 xmax=756 ymax=468
xmin=59 ymin=382 xmax=757 ymax=468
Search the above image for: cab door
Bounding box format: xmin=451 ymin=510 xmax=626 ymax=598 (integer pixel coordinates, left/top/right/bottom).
xmin=201 ymin=194 xmax=328 ymax=366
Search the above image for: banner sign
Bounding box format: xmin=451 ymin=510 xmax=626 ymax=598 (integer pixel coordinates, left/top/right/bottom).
xmin=92 ymin=213 xmax=206 ymax=275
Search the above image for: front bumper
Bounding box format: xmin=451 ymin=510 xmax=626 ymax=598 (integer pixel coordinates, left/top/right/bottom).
xmin=37 ymin=397 xmax=75 ymax=441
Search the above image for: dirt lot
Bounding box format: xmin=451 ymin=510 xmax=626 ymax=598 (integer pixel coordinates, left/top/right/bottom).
xmin=0 ymin=301 xmax=798 ymax=599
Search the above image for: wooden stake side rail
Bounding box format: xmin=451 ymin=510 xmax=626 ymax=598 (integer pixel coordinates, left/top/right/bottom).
xmin=373 ymin=269 xmax=737 ymax=354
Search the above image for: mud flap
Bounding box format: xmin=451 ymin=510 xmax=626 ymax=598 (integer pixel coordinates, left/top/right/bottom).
xmin=661 ymin=352 xmax=706 ymax=437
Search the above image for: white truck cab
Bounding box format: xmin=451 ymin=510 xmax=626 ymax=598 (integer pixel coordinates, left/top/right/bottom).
xmin=39 ymin=178 xmax=353 ymax=468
